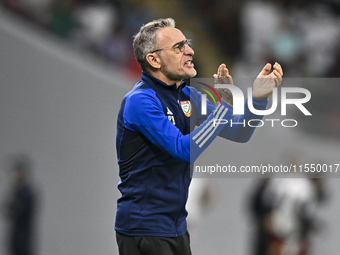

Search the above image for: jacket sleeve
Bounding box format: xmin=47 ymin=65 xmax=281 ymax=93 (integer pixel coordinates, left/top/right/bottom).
xmin=123 ymin=90 xmax=233 ymax=163
xmin=190 ymin=87 xmax=268 ymax=143
xmin=218 ymin=96 xmax=268 ymax=142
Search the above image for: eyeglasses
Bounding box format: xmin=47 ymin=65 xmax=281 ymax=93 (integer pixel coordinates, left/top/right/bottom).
xmin=150 ymin=39 xmax=192 ymax=54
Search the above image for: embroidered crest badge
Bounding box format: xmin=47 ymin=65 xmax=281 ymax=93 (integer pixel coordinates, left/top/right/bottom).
xmin=180 ymin=101 xmax=191 ymax=117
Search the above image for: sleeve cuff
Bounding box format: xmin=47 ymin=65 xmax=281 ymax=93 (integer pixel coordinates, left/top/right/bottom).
xmin=252 ymin=96 xmax=268 ymax=110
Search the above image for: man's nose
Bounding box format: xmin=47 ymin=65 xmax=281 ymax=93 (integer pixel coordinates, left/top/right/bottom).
xmin=184 ymin=44 xmax=194 ymax=55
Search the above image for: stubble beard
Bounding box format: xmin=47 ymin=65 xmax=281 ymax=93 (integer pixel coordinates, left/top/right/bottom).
xmin=163 ymin=65 xmax=196 ymax=84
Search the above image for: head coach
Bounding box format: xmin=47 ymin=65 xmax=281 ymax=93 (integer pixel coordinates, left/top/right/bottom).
xmin=115 ymin=17 xmax=283 ymax=255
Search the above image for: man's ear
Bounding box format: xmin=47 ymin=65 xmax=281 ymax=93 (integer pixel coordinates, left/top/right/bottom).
xmin=146 ymin=53 xmax=161 ymax=69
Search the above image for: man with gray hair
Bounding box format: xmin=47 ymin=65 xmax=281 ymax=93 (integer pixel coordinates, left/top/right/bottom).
xmin=115 ymin=17 xmax=283 ymax=255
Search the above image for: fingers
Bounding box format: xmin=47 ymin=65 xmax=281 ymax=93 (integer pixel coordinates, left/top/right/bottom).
xmin=258 ymin=63 xmax=272 ymax=78
xmin=273 ymin=62 xmax=283 ymax=87
xmin=218 ymin=64 xmax=229 ymax=78
xmin=214 ymin=63 xmax=233 ymax=84
xmin=213 ymin=74 xmax=218 ymax=84
xmin=216 ymin=64 xmax=230 ymax=78
xmin=273 ymin=70 xmax=282 ymax=87
xmin=256 ymin=62 xmax=283 ymax=87
xmin=274 ymin=62 xmax=283 ymax=77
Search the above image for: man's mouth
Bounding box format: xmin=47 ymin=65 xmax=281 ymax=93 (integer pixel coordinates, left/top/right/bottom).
xmin=184 ymin=59 xmax=194 ymax=67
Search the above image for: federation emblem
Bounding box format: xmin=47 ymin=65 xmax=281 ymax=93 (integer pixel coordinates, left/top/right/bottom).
xmin=180 ymin=101 xmax=191 ymax=117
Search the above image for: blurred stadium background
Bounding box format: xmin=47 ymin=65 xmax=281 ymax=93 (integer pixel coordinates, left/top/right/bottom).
xmin=0 ymin=0 xmax=340 ymax=254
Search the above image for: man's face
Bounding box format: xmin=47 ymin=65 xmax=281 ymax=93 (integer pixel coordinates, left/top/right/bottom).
xmin=155 ymin=27 xmax=197 ymax=83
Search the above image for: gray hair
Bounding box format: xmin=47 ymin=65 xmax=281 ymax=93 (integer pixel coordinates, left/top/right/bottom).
xmin=133 ymin=18 xmax=176 ymax=72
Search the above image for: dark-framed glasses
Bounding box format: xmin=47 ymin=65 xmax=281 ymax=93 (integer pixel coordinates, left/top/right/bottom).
xmin=150 ymin=39 xmax=192 ymax=54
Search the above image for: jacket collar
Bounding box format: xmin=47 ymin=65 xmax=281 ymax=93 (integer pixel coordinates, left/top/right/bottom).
xmin=142 ymin=71 xmax=187 ymax=92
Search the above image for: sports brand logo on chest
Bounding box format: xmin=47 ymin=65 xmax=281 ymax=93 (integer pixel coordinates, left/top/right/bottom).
xmin=166 ymin=107 xmax=176 ymax=125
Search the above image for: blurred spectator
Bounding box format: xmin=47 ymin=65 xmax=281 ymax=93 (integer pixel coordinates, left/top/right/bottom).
xmin=122 ymin=0 xmax=153 ymax=39
xmin=2 ymin=0 xmax=340 ymax=80
xmin=237 ymin=0 xmax=340 ymax=78
xmin=186 ymin=177 xmax=217 ymax=254
xmin=187 ymin=178 xmax=217 ymax=228
xmin=241 ymin=0 xmax=282 ymax=65
xmin=2 ymin=0 xmax=30 ymax=17
xmin=249 ymin=177 xmax=273 ymax=255
xmin=326 ymin=108 xmax=340 ymax=139
xmin=73 ymin=0 xmax=118 ymax=51
xmin=301 ymin=4 xmax=340 ymax=77
xmin=268 ymin=16 xmax=303 ymax=76
xmin=1 ymin=0 xmax=152 ymax=80
xmin=3 ymin=155 xmax=38 ymax=255
xmin=249 ymin=154 xmax=328 ymax=255
xmin=265 ymin=178 xmax=314 ymax=255
xmin=188 ymin=0 xmax=243 ymax=62
xmin=48 ymin=0 xmax=77 ymax=38
xmin=327 ymin=44 xmax=340 ymax=77
xmin=99 ymin=25 xmax=130 ymax=65
xmin=24 ymin=0 xmax=53 ymax=24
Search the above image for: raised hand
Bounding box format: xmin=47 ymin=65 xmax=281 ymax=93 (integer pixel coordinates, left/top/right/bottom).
xmin=253 ymin=62 xmax=283 ymax=100
xmin=213 ymin=64 xmax=234 ymax=106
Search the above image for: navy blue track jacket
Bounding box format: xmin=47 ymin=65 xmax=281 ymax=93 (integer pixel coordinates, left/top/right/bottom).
xmin=115 ymin=71 xmax=268 ymax=237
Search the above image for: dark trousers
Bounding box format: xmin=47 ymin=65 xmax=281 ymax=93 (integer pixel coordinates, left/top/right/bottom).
xmin=116 ymin=231 xmax=192 ymax=255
